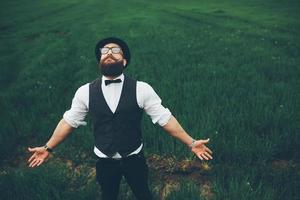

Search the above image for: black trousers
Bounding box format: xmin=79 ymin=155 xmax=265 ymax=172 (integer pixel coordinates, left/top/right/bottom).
xmin=95 ymin=151 xmax=153 ymax=200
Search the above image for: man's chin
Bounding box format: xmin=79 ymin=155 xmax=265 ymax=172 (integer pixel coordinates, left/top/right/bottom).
xmin=99 ymin=60 xmax=124 ymax=76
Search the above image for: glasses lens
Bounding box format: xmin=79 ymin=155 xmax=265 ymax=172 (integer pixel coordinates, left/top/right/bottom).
xmin=100 ymin=47 xmax=109 ymax=54
xmin=112 ymin=47 xmax=121 ymax=54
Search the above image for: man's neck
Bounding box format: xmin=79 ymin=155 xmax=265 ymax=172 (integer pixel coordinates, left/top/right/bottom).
xmin=103 ymin=73 xmax=123 ymax=80
xmin=105 ymin=76 xmax=117 ymax=80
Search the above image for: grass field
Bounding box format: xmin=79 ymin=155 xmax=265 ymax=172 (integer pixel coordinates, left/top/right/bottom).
xmin=0 ymin=0 xmax=299 ymax=199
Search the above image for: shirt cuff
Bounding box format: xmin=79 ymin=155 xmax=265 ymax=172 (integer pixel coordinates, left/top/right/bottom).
xmin=63 ymin=112 xmax=87 ymax=128
xmin=156 ymin=108 xmax=172 ymax=126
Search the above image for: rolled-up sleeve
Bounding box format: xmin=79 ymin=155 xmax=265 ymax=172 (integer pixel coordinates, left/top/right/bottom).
xmin=63 ymin=83 xmax=89 ymax=128
xmin=137 ymin=81 xmax=172 ymax=126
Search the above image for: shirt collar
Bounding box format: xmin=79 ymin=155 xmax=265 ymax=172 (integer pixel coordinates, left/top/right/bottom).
xmin=101 ymin=73 xmax=124 ymax=85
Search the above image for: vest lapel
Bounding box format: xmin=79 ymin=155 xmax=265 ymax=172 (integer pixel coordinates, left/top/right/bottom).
xmin=114 ymin=74 xmax=127 ymax=114
xmin=99 ymin=75 xmax=127 ymax=114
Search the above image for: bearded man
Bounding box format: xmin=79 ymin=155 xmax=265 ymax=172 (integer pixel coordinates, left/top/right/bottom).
xmin=27 ymin=37 xmax=213 ymax=200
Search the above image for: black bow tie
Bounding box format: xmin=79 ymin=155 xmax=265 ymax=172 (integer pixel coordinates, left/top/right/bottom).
xmin=105 ymin=79 xmax=122 ymax=86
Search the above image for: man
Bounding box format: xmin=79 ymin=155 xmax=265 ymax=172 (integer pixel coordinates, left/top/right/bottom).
xmin=27 ymin=37 xmax=213 ymax=200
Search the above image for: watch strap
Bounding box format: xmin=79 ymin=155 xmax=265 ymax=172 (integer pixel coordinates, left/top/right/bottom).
xmin=43 ymin=145 xmax=53 ymax=153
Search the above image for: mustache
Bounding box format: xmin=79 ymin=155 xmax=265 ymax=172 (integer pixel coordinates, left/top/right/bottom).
xmin=103 ymin=55 xmax=119 ymax=62
xmin=99 ymin=56 xmax=123 ymax=69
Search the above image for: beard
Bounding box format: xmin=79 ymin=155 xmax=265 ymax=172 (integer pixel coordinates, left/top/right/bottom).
xmin=99 ymin=55 xmax=124 ymax=77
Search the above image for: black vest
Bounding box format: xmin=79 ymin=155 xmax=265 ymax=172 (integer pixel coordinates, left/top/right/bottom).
xmin=89 ymin=74 xmax=144 ymax=157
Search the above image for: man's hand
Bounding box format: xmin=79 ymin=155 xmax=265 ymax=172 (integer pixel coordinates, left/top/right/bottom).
xmin=27 ymin=147 xmax=50 ymax=168
xmin=191 ymin=138 xmax=213 ymax=160
xmin=26 ymin=118 xmax=74 ymax=168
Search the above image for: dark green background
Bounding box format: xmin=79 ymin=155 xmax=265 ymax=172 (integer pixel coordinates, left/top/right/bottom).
xmin=0 ymin=0 xmax=299 ymax=199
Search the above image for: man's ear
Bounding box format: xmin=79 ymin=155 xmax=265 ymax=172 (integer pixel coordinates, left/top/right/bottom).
xmin=123 ymin=59 xmax=127 ymax=67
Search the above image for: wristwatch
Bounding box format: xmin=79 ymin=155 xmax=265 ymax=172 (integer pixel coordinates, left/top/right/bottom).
xmin=43 ymin=145 xmax=53 ymax=153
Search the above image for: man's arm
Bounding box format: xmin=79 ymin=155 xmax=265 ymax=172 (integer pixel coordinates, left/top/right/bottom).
xmin=27 ymin=118 xmax=74 ymax=168
xmin=27 ymin=84 xmax=89 ymax=168
xmin=162 ymin=115 xmax=194 ymax=146
xmin=45 ymin=118 xmax=74 ymax=149
xmin=137 ymin=81 xmax=213 ymax=160
xmin=162 ymin=115 xmax=213 ymax=160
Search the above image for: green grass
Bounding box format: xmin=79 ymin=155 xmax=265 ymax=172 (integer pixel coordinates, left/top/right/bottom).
xmin=0 ymin=162 xmax=101 ymax=200
xmin=0 ymin=0 xmax=299 ymax=199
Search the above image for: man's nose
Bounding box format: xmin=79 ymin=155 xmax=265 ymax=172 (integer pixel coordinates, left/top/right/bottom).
xmin=106 ymin=52 xmax=113 ymax=59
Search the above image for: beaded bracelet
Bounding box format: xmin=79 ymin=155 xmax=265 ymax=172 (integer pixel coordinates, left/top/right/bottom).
xmin=188 ymin=139 xmax=197 ymax=148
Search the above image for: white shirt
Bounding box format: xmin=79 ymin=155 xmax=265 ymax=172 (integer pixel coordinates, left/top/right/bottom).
xmin=63 ymin=73 xmax=172 ymax=159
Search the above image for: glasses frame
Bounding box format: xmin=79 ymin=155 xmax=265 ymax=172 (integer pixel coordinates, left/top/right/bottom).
xmin=100 ymin=47 xmax=123 ymax=55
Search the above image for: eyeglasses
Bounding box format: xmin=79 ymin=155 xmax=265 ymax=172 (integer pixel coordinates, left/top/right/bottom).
xmin=100 ymin=47 xmax=122 ymax=55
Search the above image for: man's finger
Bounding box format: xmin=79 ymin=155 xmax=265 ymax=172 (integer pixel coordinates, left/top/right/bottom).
xmin=205 ymin=147 xmax=213 ymax=154
xmin=197 ymin=154 xmax=203 ymax=160
xmin=29 ymin=159 xmax=36 ymax=167
xmin=28 ymin=147 xmax=37 ymax=152
xmin=28 ymin=153 xmax=36 ymax=163
xmin=204 ymin=152 xmax=213 ymax=159
xmin=30 ymin=159 xmax=40 ymax=168
xmin=37 ymin=160 xmax=44 ymax=167
xmin=201 ymin=153 xmax=209 ymax=160
xmin=201 ymin=138 xmax=210 ymax=144
xmin=29 ymin=159 xmax=37 ymax=167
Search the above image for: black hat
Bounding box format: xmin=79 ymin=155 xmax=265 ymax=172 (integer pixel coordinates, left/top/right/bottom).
xmin=95 ymin=37 xmax=130 ymax=68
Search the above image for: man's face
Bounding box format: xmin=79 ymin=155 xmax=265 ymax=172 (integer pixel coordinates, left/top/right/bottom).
xmin=99 ymin=43 xmax=127 ymax=66
xmin=98 ymin=43 xmax=127 ymax=77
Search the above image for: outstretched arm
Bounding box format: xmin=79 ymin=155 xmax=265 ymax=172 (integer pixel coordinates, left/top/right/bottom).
xmin=27 ymin=118 xmax=74 ymax=168
xmin=162 ymin=115 xmax=213 ymax=160
xmin=27 ymin=84 xmax=88 ymax=168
